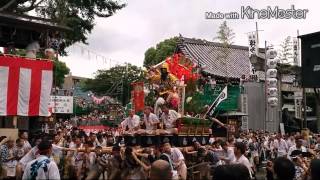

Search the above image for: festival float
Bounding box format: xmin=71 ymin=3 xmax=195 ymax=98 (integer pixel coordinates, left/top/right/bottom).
xmin=123 ymin=53 xmax=244 ymax=147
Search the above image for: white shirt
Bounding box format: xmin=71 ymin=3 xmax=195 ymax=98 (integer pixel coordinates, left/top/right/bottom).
xmin=20 ymin=146 xmax=39 ymax=169
xmin=161 ymin=110 xmax=180 ymax=129
xmin=20 ymin=145 xmax=63 ymax=169
xmin=23 ymin=141 xmax=32 ymax=152
xmin=274 ymin=139 xmax=288 ymax=156
xmin=170 ymin=147 xmax=185 ymax=163
xmin=222 ymin=147 xmax=235 ymax=165
xmin=121 ymin=115 xmax=140 ymax=130
xmin=22 ymin=155 xmax=60 ymax=180
xmin=232 ymin=155 xmax=253 ymax=178
xmin=95 ymin=139 xmax=107 ymax=147
xmin=144 ymin=113 xmax=159 ymax=130
xmin=287 ymin=139 xmax=296 ymax=148
xmin=88 ymin=152 xmax=97 ymax=171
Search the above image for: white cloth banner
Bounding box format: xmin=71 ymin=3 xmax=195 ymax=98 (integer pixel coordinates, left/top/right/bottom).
xmin=248 ymin=32 xmax=259 ymax=57
xmin=292 ymin=38 xmax=300 ymax=66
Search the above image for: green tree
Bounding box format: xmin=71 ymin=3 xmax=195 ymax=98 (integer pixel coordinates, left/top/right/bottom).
xmin=216 ymin=21 xmax=235 ymax=46
xmin=0 ymin=0 xmax=126 ymax=49
xmin=82 ymin=64 xmax=144 ymax=105
xmin=279 ymin=36 xmax=293 ymax=64
xmin=215 ymin=21 xmax=235 ymax=79
xmin=53 ymin=60 xmax=70 ymax=87
xmin=143 ymin=37 xmax=178 ymax=67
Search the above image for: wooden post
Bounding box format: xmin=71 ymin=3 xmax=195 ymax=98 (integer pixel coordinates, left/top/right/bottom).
xmin=13 ymin=116 xmax=17 ymax=128
xmin=264 ymin=41 xmax=268 ymax=132
xmin=177 ymin=81 xmax=187 ymax=116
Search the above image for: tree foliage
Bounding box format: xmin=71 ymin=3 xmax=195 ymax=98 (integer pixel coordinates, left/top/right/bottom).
xmin=53 ymin=60 xmax=70 ymax=87
xmin=0 ymin=0 xmax=126 ymax=48
xmin=216 ymin=21 xmax=235 ymax=46
xmin=214 ymin=21 xmax=235 ymax=78
xmin=82 ymin=64 xmax=144 ymax=105
xmin=279 ymin=36 xmax=293 ymax=64
xmin=143 ymin=37 xmax=178 ymax=67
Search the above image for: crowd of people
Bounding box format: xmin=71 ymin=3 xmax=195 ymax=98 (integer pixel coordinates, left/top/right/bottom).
xmin=1 ymin=105 xmax=320 ymax=180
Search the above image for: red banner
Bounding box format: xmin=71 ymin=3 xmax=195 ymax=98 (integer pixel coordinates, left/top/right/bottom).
xmin=131 ymin=82 xmax=144 ymax=112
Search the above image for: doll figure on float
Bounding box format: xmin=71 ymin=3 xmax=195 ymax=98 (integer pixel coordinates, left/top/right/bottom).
xmin=45 ymin=48 xmax=56 ymax=60
xmin=166 ymin=86 xmax=180 ymax=110
xmin=25 ymin=41 xmax=40 ymax=59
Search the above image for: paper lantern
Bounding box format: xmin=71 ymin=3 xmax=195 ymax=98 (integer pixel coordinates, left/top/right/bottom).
xmin=266 ymin=49 xmax=277 ymax=59
xmin=268 ymin=97 xmax=278 ymax=107
xmin=266 ymin=78 xmax=277 ymax=87
xmin=267 ymin=69 xmax=277 ymax=78
xmin=267 ymin=87 xmax=278 ymax=97
xmin=267 ymin=59 xmax=278 ymax=69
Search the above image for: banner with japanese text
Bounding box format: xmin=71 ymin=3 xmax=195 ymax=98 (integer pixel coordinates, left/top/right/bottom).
xmin=132 ymin=82 xmax=144 ymax=113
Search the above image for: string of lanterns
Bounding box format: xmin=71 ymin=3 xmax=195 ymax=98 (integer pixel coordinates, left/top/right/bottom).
xmin=266 ymin=47 xmax=279 ymax=107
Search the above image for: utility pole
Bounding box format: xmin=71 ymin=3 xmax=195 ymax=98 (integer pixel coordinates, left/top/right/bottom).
xmin=264 ymin=40 xmax=268 ymax=132
xmin=296 ymin=29 xmax=307 ymax=129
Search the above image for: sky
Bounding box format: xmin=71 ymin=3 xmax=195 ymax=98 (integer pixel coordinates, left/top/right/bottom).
xmin=60 ymin=0 xmax=320 ymax=78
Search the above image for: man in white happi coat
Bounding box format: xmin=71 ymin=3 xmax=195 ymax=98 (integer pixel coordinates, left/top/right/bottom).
xmin=121 ymin=109 xmax=141 ymax=135
xmin=22 ymin=140 xmax=60 ymax=180
xmin=160 ymin=105 xmax=180 ymax=134
xmin=139 ymin=106 xmax=160 ymax=135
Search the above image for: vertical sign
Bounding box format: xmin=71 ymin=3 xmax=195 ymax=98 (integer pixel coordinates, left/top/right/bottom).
xmin=131 ymin=82 xmax=144 ymax=113
xmin=177 ymin=84 xmax=186 ymax=116
xmin=248 ymin=32 xmax=258 ymax=57
xmin=292 ymin=38 xmax=300 ymax=66
xmin=294 ymin=91 xmax=303 ymax=119
xmin=241 ymin=94 xmax=249 ymax=131
xmin=279 ymin=123 xmax=285 ymax=135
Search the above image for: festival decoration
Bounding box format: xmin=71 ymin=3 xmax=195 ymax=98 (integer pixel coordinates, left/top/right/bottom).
xmin=266 ymin=48 xmax=279 ymax=107
xmin=154 ymin=97 xmax=165 ymax=117
xmin=164 ymin=53 xmax=198 ymax=82
xmin=45 ymin=48 xmax=56 ymax=60
xmin=0 ymin=56 xmax=53 ymax=116
xmin=25 ymin=41 xmax=40 ymax=59
xmin=132 ymin=82 xmax=145 ymax=113
xmin=147 ymin=53 xmax=199 ymax=100
xmin=266 ymin=78 xmax=277 ymax=87
xmin=91 ymin=95 xmax=107 ymax=104
xmin=206 ymin=86 xmax=228 ymax=117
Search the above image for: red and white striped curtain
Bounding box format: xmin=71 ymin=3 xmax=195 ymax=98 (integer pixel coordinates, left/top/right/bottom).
xmin=0 ymin=56 xmax=53 ymax=116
